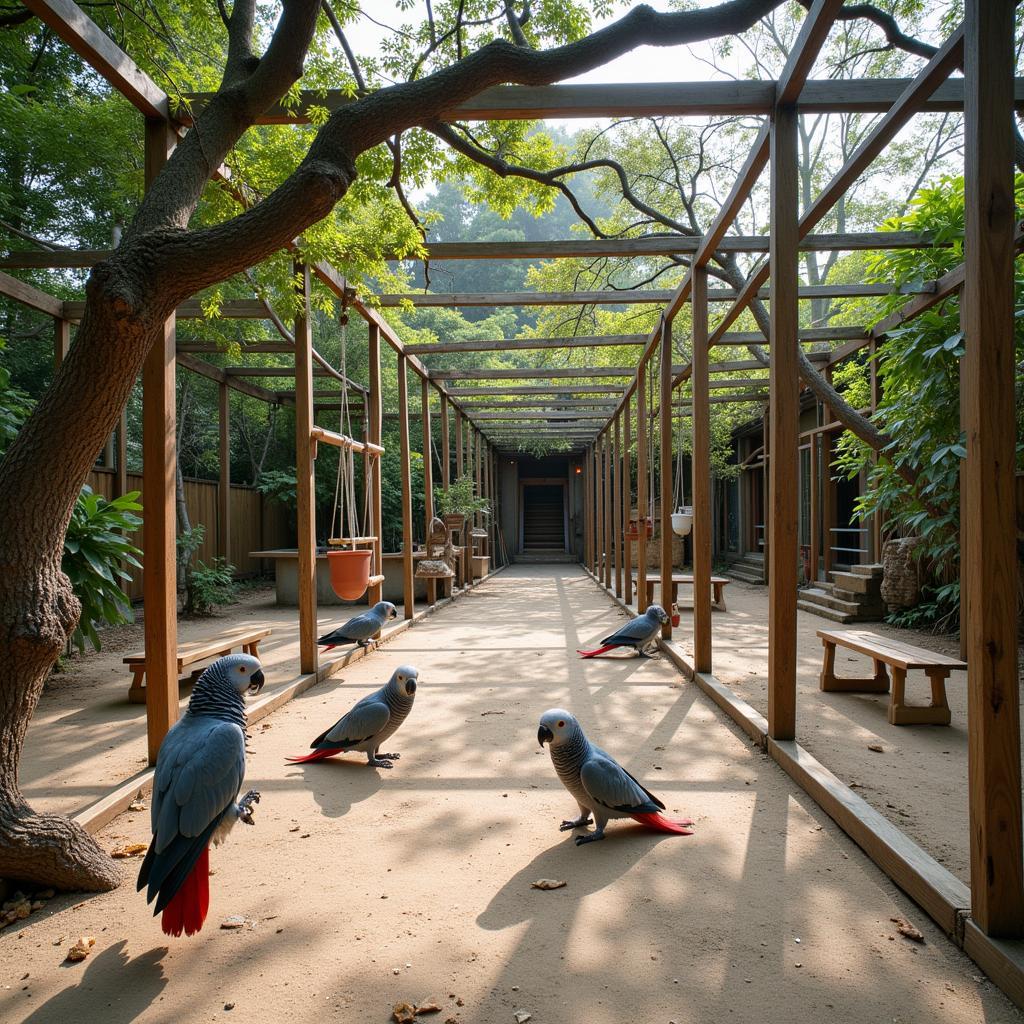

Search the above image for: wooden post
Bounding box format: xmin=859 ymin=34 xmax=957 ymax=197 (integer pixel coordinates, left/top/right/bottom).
xmin=659 ymin=318 xmax=674 ymax=639
xmin=613 ymin=412 xmax=623 ymax=598
xmin=440 ymin=398 xmax=451 ymax=490
xmin=822 ymin=368 xmax=834 ymax=577
xmin=456 ymin=409 xmax=464 ymax=478
xmin=767 ymin=103 xmax=799 ymax=742
xmin=141 ymin=120 xmax=178 ymax=765
xmin=963 ymin=0 xmax=1024 ymax=937
xmin=692 ymin=267 xmax=713 ymax=673
xmin=809 ymin=426 xmax=820 ymax=584
xmin=868 ymin=339 xmax=882 ymax=562
xmin=603 ymin=432 xmax=613 ymax=589
xmin=218 ymin=382 xmax=230 ymax=562
xmin=367 ymin=324 xmax=383 ymax=606
xmin=596 ymin=437 xmax=605 ymax=584
xmin=115 ymin=409 xmax=128 ymax=499
xmin=53 ymin=317 xmax=70 ymax=370
xmin=421 ymin=376 xmax=436 ymax=605
xmin=637 ymin=360 xmax=649 ymax=612
xmin=293 ymin=260 xmax=317 ymax=675
xmin=623 ymin=397 xmax=633 ymax=605
xmin=398 ymin=354 xmax=415 ymax=618
xmin=583 ymin=448 xmax=592 ymax=570
xmin=474 ymin=427 xmax=482 ymax=533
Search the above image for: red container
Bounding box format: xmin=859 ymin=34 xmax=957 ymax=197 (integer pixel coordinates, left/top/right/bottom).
xmin=326 ymin=549 xmax=372 ymax=600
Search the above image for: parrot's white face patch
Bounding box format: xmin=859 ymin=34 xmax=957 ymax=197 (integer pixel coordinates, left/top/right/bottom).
xmin=538 ymin=708 xmax=575 ymax=746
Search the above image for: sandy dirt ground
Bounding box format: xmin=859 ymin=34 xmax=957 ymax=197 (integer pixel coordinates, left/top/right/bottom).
xmin=666 ymin=578 xmax=1024 ymax=884
xmin=1 ymin=565 xmax=1020 ymax=1024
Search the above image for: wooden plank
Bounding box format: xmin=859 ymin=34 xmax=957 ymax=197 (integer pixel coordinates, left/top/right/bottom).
xmin=422 ymin=376 xmax=435 ymax=606
xmin=767 ymin=104 xmax=799 ymax=743
xmin=440 ymin=398 xmax=450 ymax=490
xmin=613 ymin=413 xmax=623 ymax=598
xmin=963 ymin=922 xmax=1024 ymax=1010
xmin=448 ymin=384 xmax=625 ymax=396
xmin=293 ymin=262 xmax=317 ymax=675
xmin=603 ymin=430 xmax=613 ymax=589
xmin=455 ymin=409 xmax=464 ymax=478
xmin=23 ymin=0 xmax=170 ymax=119
xmin=175 ymin=352 xmax=283 ymax=404
xmin=692 ymin=267 xmax=713 ymax=673
xmin=141 ymin=121 xmax=177 ymax=766
xmin=963 ymin=0 xmax=1024 ymax=937
xmin=53 ymin=318 xmax=70 ymax=370
xmin=398 ymin=354 xmax=415 ymax=618
xmin=404 ymin=334 xmax=647 ymax=354
xmin=367 ymin=323 xmax=383 ymax=606
xmin=430 ymin=366 xmax=682 ymax=381
xmin=218 ymin=383 xmax=230 ymax=560
xmin=623 ymin=395 xmax=633 ymax=606
xmin=659 ymin=319 xmax=674 ymax=638
xmin=776 ymin=0 xmax=845 ymax=104
xmin=816 ymin=629 xmax=967 ymax=669
xmin=0 ymin=270 xmax=64 ymax=318
xmin=636 ymin=359 xmax=649 ymax=612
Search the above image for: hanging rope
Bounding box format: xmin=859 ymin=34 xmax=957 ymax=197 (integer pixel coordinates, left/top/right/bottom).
xmin=674 ymin=397 xmax=687 ymax=512
xmin=330 ymin=290 xmax=361 ymax=545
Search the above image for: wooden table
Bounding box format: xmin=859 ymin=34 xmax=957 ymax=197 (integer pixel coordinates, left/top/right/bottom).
xmin=637 ymin=574 xmax=731 ymax=612
xmin=124 ymin=626 xmax=271 ymax=704
xmin=817 ymin=628 xmax=966 ymax=726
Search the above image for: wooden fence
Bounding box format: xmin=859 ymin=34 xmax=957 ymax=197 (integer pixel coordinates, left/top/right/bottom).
xmin=85 ymin=467 xmax=292 ymax=602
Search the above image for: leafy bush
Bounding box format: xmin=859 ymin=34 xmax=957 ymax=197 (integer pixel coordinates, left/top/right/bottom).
xmin=62 ymin=487 xmax=143 ymax=652
xmin=184 ymin=558 xmax=237 ymax=616
xmin=435 ymin=473 xmax=490 ymax=518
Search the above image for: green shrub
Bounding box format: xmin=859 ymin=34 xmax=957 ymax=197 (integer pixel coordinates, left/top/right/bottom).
xmin=185 ymin=557 xmax=238 ymax=616
xmin=62 ymin=487 xmax=143 ymax=652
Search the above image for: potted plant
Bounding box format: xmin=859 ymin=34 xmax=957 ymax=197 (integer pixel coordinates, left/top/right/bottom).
xmin=435 ymin=474 xmax=490 ymax=533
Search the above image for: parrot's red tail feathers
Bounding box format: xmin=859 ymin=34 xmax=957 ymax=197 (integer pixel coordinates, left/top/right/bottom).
xmin=285 ymin=748 xmax=341 ymax=764
xmin=161 ymin=846 xmax=210 ymax=937
xmin=630 ymin=812 xmax=695 ymax=835
xmin=577 ymin=644 xmax=616 ymax=659
xmin=319 ymin=643 xmax=336 ymax=652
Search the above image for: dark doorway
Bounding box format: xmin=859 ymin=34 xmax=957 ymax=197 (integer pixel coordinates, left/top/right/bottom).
xmin=521 ymin=483 xmax=567 ymax=552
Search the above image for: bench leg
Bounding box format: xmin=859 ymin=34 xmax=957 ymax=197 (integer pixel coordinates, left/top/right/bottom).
xmin=712 ymin=582 xmax=727 ymax=613
xmin=128 ymin=668 xmax=147 ymax=704
xmin=819 ymin=642 xmax=890 ymax=693
xmin=244 ymin=642 xmax=261 ymax=660
xmin=889 ymin=668 xmax=952 ymax=726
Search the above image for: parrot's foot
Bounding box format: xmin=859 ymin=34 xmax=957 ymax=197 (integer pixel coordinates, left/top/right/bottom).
xmin=237 ymin=789 xmax=261 ymax=825
xmin=559 ymin=815 xmax=592 ymax=832
xmin=377 ymin=752 xmax=401 ymax=760
xmin=367 ymin=757 xmax=394 ymax=769
xmin=358 ymin=639 xmax=371 ymax=649
xmin=574 ymin=829 xmax=606 ymax=846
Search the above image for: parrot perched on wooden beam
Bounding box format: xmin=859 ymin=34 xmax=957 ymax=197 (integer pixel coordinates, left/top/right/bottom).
xmin=286 ymin=665 xmax=418 ymax=768
xmin=538 ymin=708 xmax=693 ymax=846
xmin=318 ymin=601 xmax=398 ymax=651
xmin=577 ymin=604 xmax=669 ymax=658
xmin=137 ymin=654 xmax=265 ymax=937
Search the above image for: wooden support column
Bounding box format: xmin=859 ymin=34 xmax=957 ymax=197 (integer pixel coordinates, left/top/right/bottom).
xmin=474 ymin=428 xmax=483 ymax=533
xmin=115 ymin=409 xmax=128 ymax=499
xmin=596 ymin=437 xmax=605 ymax=584
xmin=659 ymin=318 xmax=674 ymax=638
xmin=767 ymin=103 xmax=799 ymax=742
xmin=367 ymin=324 xmax=383 ymax=606
xmin=398 ymin=354 xmax=415 ymax=619
xmin=623 ymin=397 xmax=633 ymax=606
xmin=613 ymin=412 xmax=623 ymax=598
xmin=218 ymin=382 xmax=230 ymax=561
xmin=603 ymin=432 xmax=613 ymax=589
xmin=293 ymin=260 xmax=317 ymax=675
xmin=692 ymin=266 xmax=713 ymax=673
xmin=963 ymin=0 xmax=1024 ymax=937
xmin=809 ymin=425 xmax=820 ymax=584
xmin=456 ymin=409 xmax=464 ymax=478
xmin=636 ymin=360 xmax=649 ymax=612
xmin=583 ymin=448 xmax=592 ymax=570
xmin=53 ymin=317 xmax=70 ymax=371
xmin=421 ymin=376 xmax=436 ymax=606
xmin=440 ymin=398 xmax=451 ymax=490
xmin=141 ymin=120 xmax=178 ymax=765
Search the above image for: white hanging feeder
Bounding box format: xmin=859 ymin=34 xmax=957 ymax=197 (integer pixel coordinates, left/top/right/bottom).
xmin=672 ymin=507 xmax=693 ymax=537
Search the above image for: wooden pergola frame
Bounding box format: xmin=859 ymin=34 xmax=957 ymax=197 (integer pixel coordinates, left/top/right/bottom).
xmin=1 ymin=0 xmax=1021 ymax=998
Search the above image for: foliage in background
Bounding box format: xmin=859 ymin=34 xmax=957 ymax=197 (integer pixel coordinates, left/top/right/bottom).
xmin=184 ymin=558 xmax=238 ymax=617
xmin=835 ymin=174 xmax=1024 ymax=630
xmin=62 ymin=488 xmax=142 ymax=652
xmin=435 ymin=474 xmax=490 ymax=518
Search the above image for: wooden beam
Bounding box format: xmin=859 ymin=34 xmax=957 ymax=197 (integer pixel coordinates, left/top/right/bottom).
xmin=623 ymin=395 xmax=633 ymax=606
xmin=448 ymin=384 xmax=625 ymax=396
xmin=398 ymin=354 xmax=415 ymax=619
xmin=659 ymin=319 xmax=674 ymax=639
xmin=604 ymin=432 xmax=614 ymax=589
xmin=458 ymin=399 xmax=619 ymax=409
xmin=440 ymin=397 xmax=450 ymax=490
xmin=776 ymin=0 xmax=845 ymax=105
xmin=218 ymin=383 xmax=230 ymax=561
xmin=963 ymin=0 xmax=1024 ymax=938
xmin=180 ymin=77 xmax=1024 ymax=126
xmin=455 ymin=409 xmax=464 ymax=478
xmin=767 ymin=104 xmax=799 ymax=743
xmin=53 ymin=318 xmax=70 ymax=370
xmin=175 ymin=341 xmax=296 ymax=354
xmin=0 ymin=270 xmax=64 ymax=318
xmin=294 ymin=262 xmax=317 ymax=675
xmin=430 ymin=366 xmax=685 ymax=381
xmin=23 ymin=0 xmax=170 ymax=119
xmin=367 ymin=323 xmax=383 ymax=607
xmin=404 ymin=334 xmax=647 ymax=354
xmin=692 ymin=267 xmax=712 ymax=673
xmin=175 ymin=352 xmax=285 ymax=404
xmin=141 ymin=120 xmax=177 ymax=766
xmin=469 ymin=411 xmax=610 ymax=420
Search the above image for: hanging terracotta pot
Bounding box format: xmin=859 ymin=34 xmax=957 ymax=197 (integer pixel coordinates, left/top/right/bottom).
xmin=671 ymin=605 xmax=681 ymax=628
xmin=326 ymin=549 xmax=372 ymax=601
xmin=626 ymin=514 xmax=653 ymax=541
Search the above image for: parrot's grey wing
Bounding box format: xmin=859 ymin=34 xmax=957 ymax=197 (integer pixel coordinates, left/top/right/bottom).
xmin=600 ymin=616 xmax=655 ymax=646
xmin=339 ymin=610 xmax=381 ymax=640
xmin=315 ymin=696 xmax=391 ymax=747
xmin=580 ymin=753 xmax=663 ymax=815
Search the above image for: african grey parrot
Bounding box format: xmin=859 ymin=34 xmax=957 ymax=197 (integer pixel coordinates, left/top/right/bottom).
xmin=318 ymin=601 xmax=398 ymax=651
xmin=538 ymin=708 xmax=693 ymax=845
xmin=577 ymin=603 xmax=669 ymax=658
xmin=286 ymin=665 xmax=418 ymax=768
xmin=137 ymin=653 xmax=265 ymax=936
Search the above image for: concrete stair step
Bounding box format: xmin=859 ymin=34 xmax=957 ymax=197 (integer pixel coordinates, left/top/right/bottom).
xmin=831 ymin=570 xmax=882 ymax=595
xmin=851 ymin=562 xmax=884 ymax=577
xmin=728 ymin=564 xmax=765 ymax=584
xmin=797 ymin=598 xmax=857 ymax=624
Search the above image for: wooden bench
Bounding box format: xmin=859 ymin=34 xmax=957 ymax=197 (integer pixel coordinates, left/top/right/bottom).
xmin=124 ymin=627 xmax=271 ymax=704
xmin=817 ymin=628 xmax=966 ymax=726
xmin=637 ymin=574 xmax=731 ymax=612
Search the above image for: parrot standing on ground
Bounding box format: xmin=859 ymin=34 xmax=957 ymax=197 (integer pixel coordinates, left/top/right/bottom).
xmin=137 ymin=654 xmax=265 ymax=937
xmin=577 ymin=604 xmax=670 ymax=658
xmin=286 ymin=665 xmax=418 ymax=768
xmin=538 ymin=708 xmax=694 ymax=845
xmin=317 ymin=601 xmax=398 ymax=651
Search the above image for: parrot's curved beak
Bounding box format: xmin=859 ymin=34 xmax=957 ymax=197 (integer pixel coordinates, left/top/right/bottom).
xmin=537 ymin=725 xmax=554 ymax=747
xmin=247 ymin=669 xmax=265 ymax=695
xmin=389 ymin=607 xmax=398 ymax=619
xmin=407 ymin=679 xmax=417 ymax=694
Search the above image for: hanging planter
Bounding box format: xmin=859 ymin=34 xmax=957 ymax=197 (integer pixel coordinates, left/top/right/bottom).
xmin=671 ymin=604 xmax=681 ymax=628
xmin=671 ymin=506 xmax=693 ymax=537
xmin=326 ymin=548 xmax=372 ymax=601
xmin=626 ymin=514 xmax=654 ymax=540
